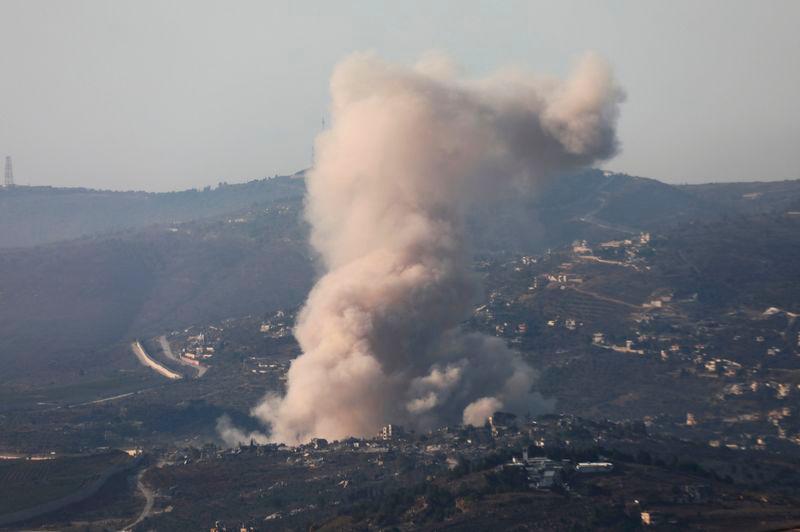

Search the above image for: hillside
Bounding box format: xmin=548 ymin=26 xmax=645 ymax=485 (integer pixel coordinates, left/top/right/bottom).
xmin=679 ymin=179 xmax=800 ymax=215
xmin=0 ymin=199 xmax=313 ymax=383
xmin=0 ymin=170 xmax=798 ymax=386
xmin=2 ymin=169 xmax=798 ymax=252
xmin=2 ymin=172 xmax=800 ymax=530
xmin=0 ymin=175 xmax=305 ymax=248
xmin=470 ymin=169 xmax=774 ymax=255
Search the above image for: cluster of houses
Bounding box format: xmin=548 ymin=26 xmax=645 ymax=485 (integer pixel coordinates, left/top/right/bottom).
xmin=504 ymin=449 xmax=614 ymax=490
xmin=181 ymin=332 xmax=216 ymax=363
xmin=246 ymin=357 xmax=289 ymax=379
xmin=259 ymin=310 xmax=293 ymax=339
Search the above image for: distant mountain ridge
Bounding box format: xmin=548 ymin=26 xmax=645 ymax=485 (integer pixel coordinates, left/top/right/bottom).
xmin=2 ymin=169 xmax=799 ymax=250
xmin=1 ymin=168 xmax=799 ymax=384
xmin=470 ymin=170 xmax=800 ymax=254
xmin=0 ymin=175 xmax=305 ymax=248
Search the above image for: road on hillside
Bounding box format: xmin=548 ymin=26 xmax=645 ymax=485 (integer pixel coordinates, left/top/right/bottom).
xmin=123 ymin=467 xmax=155 ymax=531
xmin=158 ymin=335 xmax=207 ymax=378
xmin=131 ymin=341 xmax=182 ymax=380
xmin=565 ymin=285 xmax=641 ymax=309
xmin=571 ymin=174 xmax=639 ymax=236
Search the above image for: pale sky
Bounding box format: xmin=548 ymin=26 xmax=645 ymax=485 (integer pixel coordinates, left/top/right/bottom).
xmin=1 ymin=0 xmax=798 ymax=191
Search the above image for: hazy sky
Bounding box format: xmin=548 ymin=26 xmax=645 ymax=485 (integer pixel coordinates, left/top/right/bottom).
xmin=1 ymin=1 xmax=798 ymax=191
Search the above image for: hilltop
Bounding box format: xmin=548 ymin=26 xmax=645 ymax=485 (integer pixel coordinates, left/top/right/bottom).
xmin=0 ymin=170 xmax=798 ymax=389
xmin=0 ymin=175 xmax=305 ymax=248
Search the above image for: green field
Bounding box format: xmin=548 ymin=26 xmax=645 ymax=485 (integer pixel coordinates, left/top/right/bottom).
xmin=0 ymin=451 xmax=133 ymax=515
xmin=0 ymin=372 xmax=163 ymax=413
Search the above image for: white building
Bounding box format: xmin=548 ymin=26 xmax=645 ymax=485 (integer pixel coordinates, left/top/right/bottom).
xmin=575 ymin=462 xmax=614 ymax=473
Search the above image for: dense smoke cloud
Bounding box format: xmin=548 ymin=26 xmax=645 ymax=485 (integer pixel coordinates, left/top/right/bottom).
xmin=216 ymin=415 xmax=269 ymax=447
xmin=245 ymin=52 xmax=622 ymax=445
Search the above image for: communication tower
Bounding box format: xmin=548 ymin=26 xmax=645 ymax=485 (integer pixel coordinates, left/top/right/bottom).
xmin=3 ymin=156 xmax=13 ymax=187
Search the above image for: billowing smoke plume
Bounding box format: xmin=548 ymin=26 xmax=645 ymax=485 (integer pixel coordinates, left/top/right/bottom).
xmin=216 ymin=415 xmax=269 ymax=447
xmin=250 ymin=52 xmax=623 ymax=445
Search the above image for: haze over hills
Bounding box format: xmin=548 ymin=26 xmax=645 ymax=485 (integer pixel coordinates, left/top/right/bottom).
xmin=0 ymin=196 xmax=313 ymax=384
xmin=3 ymin=3 xmax=799 ymax=528
xmin=3 ymin=168 xmax=799 ymax=251
xmin=0 ymin=170 xmax=798 ymax=386
xmin=0 ymin=174 xmax=305 ymax=248
xmin=2 ymin=170 xmax=800 ymax=530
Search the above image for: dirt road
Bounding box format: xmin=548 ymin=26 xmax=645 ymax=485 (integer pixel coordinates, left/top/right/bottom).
xmin=122 ymin=468 xmax=155 ymax=531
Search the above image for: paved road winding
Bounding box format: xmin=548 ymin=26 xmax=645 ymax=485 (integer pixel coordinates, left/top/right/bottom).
xmin=122 ymin=468 xmax=155 ymax=531
xmin=131 ymin=341 xmax=182 ymax=380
